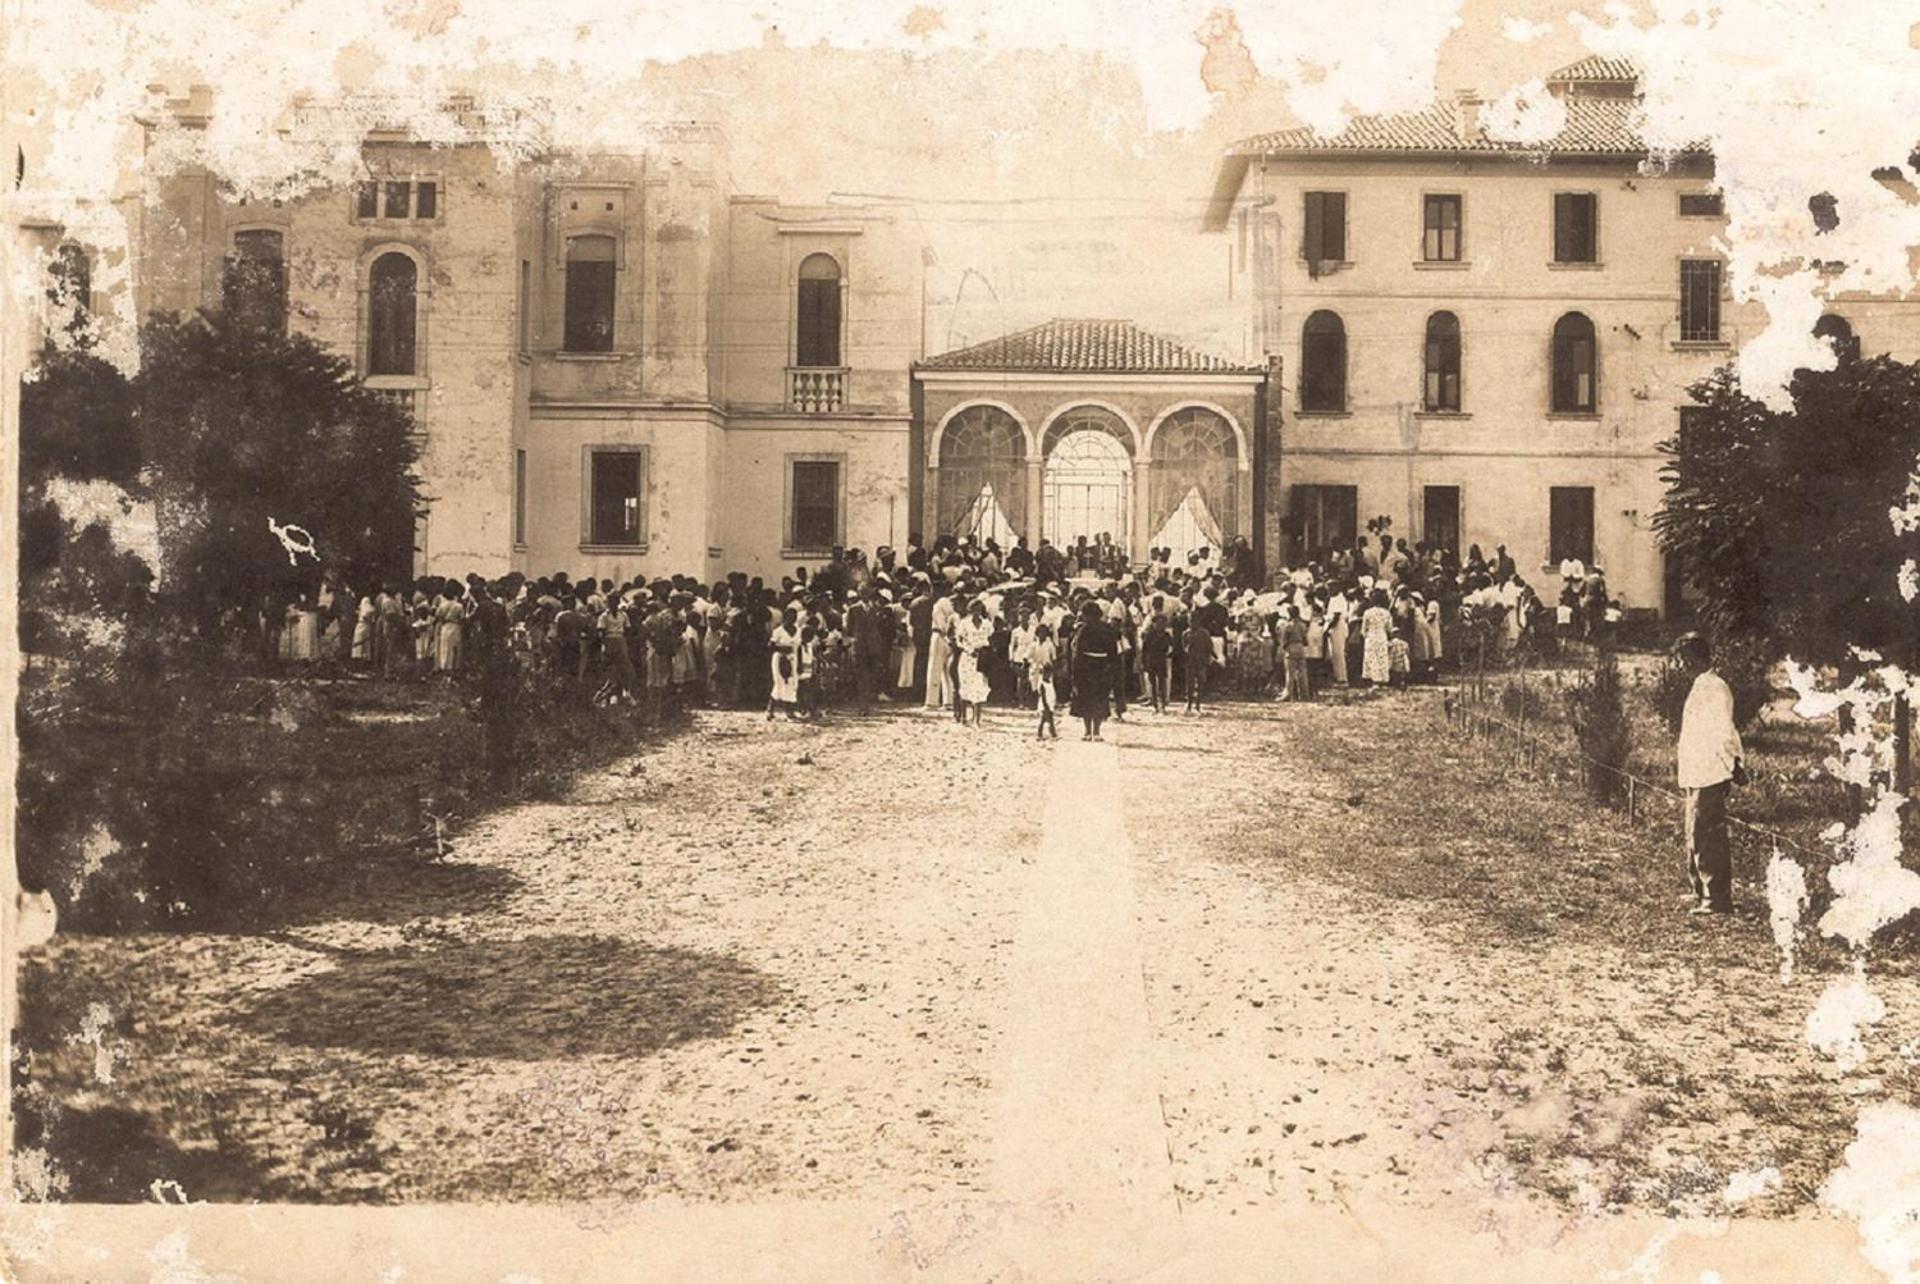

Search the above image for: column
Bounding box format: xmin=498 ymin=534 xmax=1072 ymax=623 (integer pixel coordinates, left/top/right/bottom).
xmin=1131 ymin=459 xmax=1151 ymax=565
xmin=925 ymin=465 xmax=939 ymax=540
xmin=1025 ymin=458 xmax=1043 ymax=548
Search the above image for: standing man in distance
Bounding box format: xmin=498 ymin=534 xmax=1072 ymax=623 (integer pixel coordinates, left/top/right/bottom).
xmin=1674 ymin=632 xmax=1745 ymax=916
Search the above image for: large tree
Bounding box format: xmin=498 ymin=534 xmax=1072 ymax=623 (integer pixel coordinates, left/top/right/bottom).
xmin=1656 ymin=353 xmax=1920 ymax=676
xmin=20 ymin=309 xmax=424 ymax=636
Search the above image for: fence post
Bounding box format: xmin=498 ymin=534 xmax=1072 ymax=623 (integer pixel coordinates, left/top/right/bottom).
xmin=1627 ymin=775 xmax=1636 ymax=824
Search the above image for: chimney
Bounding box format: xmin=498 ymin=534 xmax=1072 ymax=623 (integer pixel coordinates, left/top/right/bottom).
xmin=1454 ymin=89 xmax=1485 ymax=141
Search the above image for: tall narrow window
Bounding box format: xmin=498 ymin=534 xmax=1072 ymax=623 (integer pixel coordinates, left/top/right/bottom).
xmin=1679 ymin=260 xmax=1723 ymax=342
xmin=415 ymin=180 xmax=438 ymax=219
xmin=514 ymin=448 xmax=528 ymax=546
xmin=367 ymin=251 xmax=419 ymax=376
xmin=1423 ymin=194 xmax=1462 ymax=261
xmin=789 ymin=458 xmax=842 ymax=550
xmin=1299 ymin=310 xmax=1347 ymax=413
xmin=517 ymin=258 xmax=532 ymax=354
xmin=588 ymin=449 xmax=644 ymax=545
xmin=1549 ymin=487 xmax=1596 ymax=565
xmin=1553 ymin=192 xmax=1598 ymax=263
xmin=383 ymin=181 xmax=411 ymax=219
xmin=564 ymin=234 xmax=616 ymax=353
xmin=1814 ymin=313 xmax=1859 ymax=363
xmin=1303 ymin=191 xmax=1347 ymax=264
xmin=1423 ymin=486 xmax=1461 ymax=558
xmin=1423 ymin=311 xmax=1461 ymax=411
xmin=1550 ymin=312 xmax=1597 ymax=412
xmin=223 ymin=229 xmax=287 ymax=334
xmin=796 ymin=253 xmax=842 ymax=368
xmin=356 ymin=183 xmax=379 ymax=219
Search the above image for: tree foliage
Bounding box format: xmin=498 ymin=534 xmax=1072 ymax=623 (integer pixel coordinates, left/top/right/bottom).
xmin=19 ymin=310 xmax=424 ymax=638
xmin=1655 ymin=355 xmax=1920 ymax=674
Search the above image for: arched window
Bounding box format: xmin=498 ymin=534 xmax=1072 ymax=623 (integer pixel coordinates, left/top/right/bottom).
xmin=1423 ymin=311 xmax=1461 ymax=411
xmin=1149 ymin=407 xmax=1240 ymax=554
xmin=47 ymin=243 xmax=91 ymax=334
xmin=938 ymin=405 xmax=1027 ymax=542
xmin=367 ymin=252 xmax=419 ymax=376
xmin=796 ymin=253 xmax=842 ymax=368
xmin=1300 ymin=310 xmax=1347 ymax=412
xmin=224 ymin=229 xmax=287 ymax=334
xmin=1550 ymin=312 xmax=1597 ymax=413
xmin=563 ymin=234 xmax=616 ymax=353
xmin=1814 ymin=313 xmax=1860 ymax=363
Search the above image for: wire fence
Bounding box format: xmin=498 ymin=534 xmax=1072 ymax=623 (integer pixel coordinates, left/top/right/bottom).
xmin=1438 ymin=637 xmax=1830 ymax=866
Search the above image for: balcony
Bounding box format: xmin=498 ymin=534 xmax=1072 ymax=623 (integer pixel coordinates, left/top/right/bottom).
xmin=788 ymin=366 xmax=847 ymax=414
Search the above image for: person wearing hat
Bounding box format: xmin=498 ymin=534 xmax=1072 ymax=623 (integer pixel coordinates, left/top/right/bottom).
xmin=1674 ymin=633 xmax=1745 ymax=915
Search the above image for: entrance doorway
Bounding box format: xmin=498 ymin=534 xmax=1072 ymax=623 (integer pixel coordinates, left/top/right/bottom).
xmin=1043 ymin=429 xmax=1130 ymax=548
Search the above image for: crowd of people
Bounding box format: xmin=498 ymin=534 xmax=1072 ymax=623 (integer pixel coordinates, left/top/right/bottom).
xmin=258 ymin=529 xmax=1628 ymax=739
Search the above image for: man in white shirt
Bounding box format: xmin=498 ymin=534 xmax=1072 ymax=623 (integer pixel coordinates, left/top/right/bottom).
xmin=1674 ymin=633 xmax=1745 ymax=915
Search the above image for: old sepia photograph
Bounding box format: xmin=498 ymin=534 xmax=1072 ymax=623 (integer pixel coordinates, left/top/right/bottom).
xmin=5 ymin=0 xmax=1920 ymax=1278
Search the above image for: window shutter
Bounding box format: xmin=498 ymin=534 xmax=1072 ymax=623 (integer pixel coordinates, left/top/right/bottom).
xmin=1324 ymin=193 xmax=1346 ymax=261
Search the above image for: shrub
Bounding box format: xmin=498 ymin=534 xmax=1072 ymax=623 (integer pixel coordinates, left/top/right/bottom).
xmin=1566 ymin=647 xmax=1634 ymax=804
xmin=1498 ymin=678 xmax=1555 ymax=725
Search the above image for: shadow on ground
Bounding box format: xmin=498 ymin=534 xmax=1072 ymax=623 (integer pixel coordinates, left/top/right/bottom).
xmin=14 ymin=1103 xmax=277 ymax=1202
xmin=263 ymin=854 xmax=526 ymax=928
xmin=230 ymin=933 xmax=785 ymax=1060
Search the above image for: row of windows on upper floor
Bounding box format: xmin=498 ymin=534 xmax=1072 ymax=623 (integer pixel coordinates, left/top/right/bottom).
xmin=208 ymin=230 xmax=850 ymax=377
xmin=1295 ymin=302 xmax=1861 ymax=416
xmin=1249 ymin=188 xmax=1729 ymax=273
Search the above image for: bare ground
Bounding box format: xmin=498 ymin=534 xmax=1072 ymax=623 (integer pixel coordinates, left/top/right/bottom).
xmin=15 ymin=692 xmax=1917 ymax=1238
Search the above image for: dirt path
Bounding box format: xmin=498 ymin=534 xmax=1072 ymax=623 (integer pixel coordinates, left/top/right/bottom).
xmin=16 ymin=693 xmax=1919 ymax=1274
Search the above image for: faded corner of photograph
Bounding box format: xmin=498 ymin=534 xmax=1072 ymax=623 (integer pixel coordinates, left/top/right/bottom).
xmin=6 ymin=1 xmax=1920 ymax=1280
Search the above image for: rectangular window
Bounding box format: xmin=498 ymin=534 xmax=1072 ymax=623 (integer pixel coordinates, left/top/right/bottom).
xmin=1680 ymin=259 xmax=1723 ymax=341
xmin=1422 ymin=194 xmax=1462 ymax=262
xmin=788 ymin=458 xmax=841 ymax=551
xmin=1679 ymin=192 xmax=1724 ymax=218
xmin=564 ymin=236 xmax=618 ymax=353
xmin=517 ymin=259 xmax=531 ymax=354
xmin=358 ymin=179 xmax=438 ymax=221
xmin=1423 ymin=486 xmax=1461 ymax=558
xmin=588 ymin=450 xmax=644 ymax=546
xmin=1553 ymin=192 xmax=1598 ymax=263
xmin=1303 ymin=191 xmax=1347 ymax=264
xmin=514 ymin=449 xmax=528 ymax=546
xmin=1549 ymin=486 xmax=1595 ymax=565
xmin=1291 ymin=484 xmax=1358 ymax=561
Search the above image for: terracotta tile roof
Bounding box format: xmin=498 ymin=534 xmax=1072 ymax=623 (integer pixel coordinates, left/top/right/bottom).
xmin=920 ymin=318 xmax=1259 ymax=374
xmin=1546 ymin=55 xmax=1642 ymax=84
xmin=1229 ymin=95 xmax=1704 ymax=160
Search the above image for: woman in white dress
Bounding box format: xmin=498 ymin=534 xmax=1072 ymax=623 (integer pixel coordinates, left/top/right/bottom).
xmin=768 ymin=605 xmax=802 ymax=720
xmin=954 ymin=599 xmax=993 ymax=726
xmin=1360 ymin=589 xmax=1393 ymax=686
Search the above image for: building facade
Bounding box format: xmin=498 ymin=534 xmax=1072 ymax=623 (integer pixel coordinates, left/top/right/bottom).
xmin=1203 ymin=56 xmax=1920 ymax=613
xmin=132 ymin=89 xmax=925 ymax=585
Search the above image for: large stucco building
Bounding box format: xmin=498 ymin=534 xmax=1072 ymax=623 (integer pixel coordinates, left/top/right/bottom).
xmin=130 ymin=89 xmax=924 ymax=585
xmin=27 ymin=63 xmax=1920 ymax=612
xmin=1202 ymin=55 xmax=1920 ymax=614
